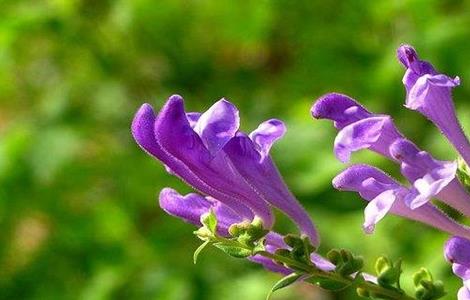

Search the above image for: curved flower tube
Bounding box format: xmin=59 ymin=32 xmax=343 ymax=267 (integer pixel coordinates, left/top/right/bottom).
xmin=332 ymin=164 xmax=470 ymax=239
xmin=132 ymin=95 xmax=319 ymax=245
xmin=312 ymin=92 xmax=470 ymax=216
xmin=397 ymin=44 xmax=470 ymax=167
xmin=444 ymin=236 xmax=470 ymax=300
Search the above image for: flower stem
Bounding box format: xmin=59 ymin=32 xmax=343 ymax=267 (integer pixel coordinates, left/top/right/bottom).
xmin=214 ymin=236 xmax=416 ymax=300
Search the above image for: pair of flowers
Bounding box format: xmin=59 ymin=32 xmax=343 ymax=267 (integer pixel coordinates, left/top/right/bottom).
xmin=131 ymin=94 xmax=326 ymax=274
xmin=132 ymin=44 xmax=470 ymax=297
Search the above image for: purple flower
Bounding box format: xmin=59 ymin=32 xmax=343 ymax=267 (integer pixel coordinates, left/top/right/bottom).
xmin=444 ymin=236 xmax=470 ymax=300
xmin=333 ymin=164 xmax=470 ymax=238
xmin=397 ymin=45 xmax=470 ymax=167
xmin=311 ymin=92 xmax=470 ymax=216
xmin=390 ymin=138 xmax=470 ymax=215
xmin=311 ymin=93 xmax=402 ymax=162
xmin=132 ymin=95 xmax=319 ymax=245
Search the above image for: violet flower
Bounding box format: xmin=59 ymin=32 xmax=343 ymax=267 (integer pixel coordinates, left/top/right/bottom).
xmin=311 ymin=92 xmax=470 ymax=216
xmin=397 ymin=45 xmax=470 ymax=167
xmin=132 ymin=95 xmax=319 ymax=246
xmin=333 ymin=164 xmax=470 ymax=238
xmin=444 ymin=236 xmax=470 ymax=300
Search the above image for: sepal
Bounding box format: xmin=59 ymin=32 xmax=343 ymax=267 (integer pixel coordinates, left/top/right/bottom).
xmin=266 ymin=273 xmax=303 ymax=300
xmin=413 ymin=268 xmax=446 ymax=300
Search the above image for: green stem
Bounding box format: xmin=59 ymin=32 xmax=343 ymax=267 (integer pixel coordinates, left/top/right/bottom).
xmin=213 ymin=236 xmax=415 ymax=300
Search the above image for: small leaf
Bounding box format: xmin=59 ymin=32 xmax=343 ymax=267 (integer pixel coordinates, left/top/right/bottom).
xmin=214 ymin=243 xmax=252 ymax=258
xmin=307 ymin=276 xmax=351 ymax=291
xmin=266 ymin=273 xmax=302 ymax=300
xmin=193 ymin=240 xmax=211 ymax=264
xmin=200 ymin=210 xmax=218 ymax=233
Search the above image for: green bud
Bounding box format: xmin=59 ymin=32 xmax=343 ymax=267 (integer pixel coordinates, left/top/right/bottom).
xmin=194 ymin=227 xmax=213 ymax=240
xmin=413 ymin=268 xmax=433 ymax=287
xmin=274 ymin=248 xmax=291 ymax=258
xmin=413 ymin=268 xmax=446 ymax=300
xmin=200 ymin=210 xmax=218 ymax=234
xmin=283 ymin=234 xmax=303 ymax=248
xmin=375 ymin=256 xmax=391 ymax=275
xmin=327 ymin=249 xmax=341 ymax=265
xmin=356 ymin=287 xmax=370 ymax=298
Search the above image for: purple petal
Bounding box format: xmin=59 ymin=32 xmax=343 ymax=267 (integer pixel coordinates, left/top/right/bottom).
xmin=311 ymin=253 xmax=335 ymax=272
xmin=159 ymin=189 xmax=243 ymax=236
xmin=249 ymin=255 xmax=292 ymax=275
xmin=390 ymin=138 xmax=457 ymax=209
xmin=398 ymin=46 xmax=470 ymax=167
xmin=458 ymin=287 xmax=470 ymax=300
xmin=334 ymin=117 xmax=388 ymax=163
xmin=363 ymin=189 xmax=397 ymax=234
xmin=333 ymin=165 xmax=470 ymax=238
xmin=193 ymin=99 xmax=240 ymax=155
xmin=159 ymin=188 xmax=213 ymax=226
xmin=311 ymin=93 xmax=372 ymax=129
xmin=224 ymin=133 xmax=320 ymax=246
xmin=154 ymin=95 xmax=274 ymax=227
xmin=249 ymin=119 xmax=286 ymax=161
xmin=444 ymin=236 xmax=470 ymax=266
xmin=186 ymin=112 xmax=201 ymax=128
xmin=131 ymin=99 xmax=255 ymax=220
xmin=407 ymin=74 xmax=460 ymax=110
xmin=453 ymin=264 xmax=470 ymax=280
xmin=390 ymin=138 xmax=470 ymax=215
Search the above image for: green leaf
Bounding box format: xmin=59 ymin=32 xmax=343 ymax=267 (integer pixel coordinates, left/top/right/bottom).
xmin=214 ymin=243 xmax=252 ymax=258
xmin=266 ymin=273 xmax=302 ymax=300
xmin=193 ymin=240 xmax=211 ymax=264
xmin=200 ymin=210 xmax=218 ymax=234
xmin=306 ymin=276 xmax=351 ymax=291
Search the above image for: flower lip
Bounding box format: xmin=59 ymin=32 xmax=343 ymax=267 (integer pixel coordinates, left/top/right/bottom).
xmin=397 ymin=44 xmax=418 ymax=69
xmin=444 ymin=236 xmax=470 ymax=266
xmin=332 ymin=164 xmax=394 ymax=192
xmin=311 ymin=93 xmax=371 ymax=128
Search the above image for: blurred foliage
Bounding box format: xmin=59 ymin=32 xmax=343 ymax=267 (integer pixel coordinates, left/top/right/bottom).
xmin=1 ymin=0 xmax=470 ymax=299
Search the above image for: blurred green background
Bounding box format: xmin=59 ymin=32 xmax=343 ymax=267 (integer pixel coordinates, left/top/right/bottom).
xmin=2 ymin=0 xmax=470 ymax=299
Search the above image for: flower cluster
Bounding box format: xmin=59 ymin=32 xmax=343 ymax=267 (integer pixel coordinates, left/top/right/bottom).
xmin=131 ymin=44 xmax=468 ymax=299
xmin=131 ymin=95 xmax=325 ymax=273
xmin=311 ymin=45 xmax=470 ymax=236
xmin=312 ymin=44 xmax=470 ymax=299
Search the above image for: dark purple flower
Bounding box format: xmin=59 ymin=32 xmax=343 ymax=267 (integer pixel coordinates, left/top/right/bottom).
xmin=444 ymin=236 xmax=470 ymax=300
xmin=333 ymin=164 xmax=470 ymax=238
xmin=132 ymin=95 xmax=319 ymax=245
xmin=397 ymin=45 xmax=470 ymax=167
